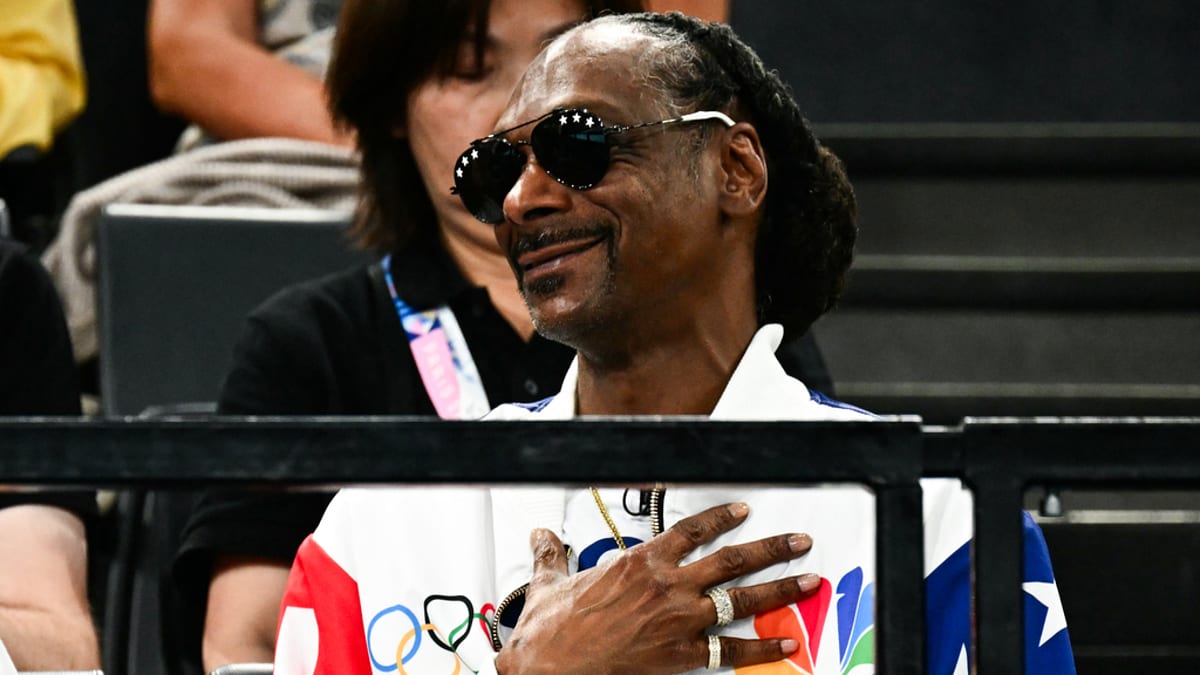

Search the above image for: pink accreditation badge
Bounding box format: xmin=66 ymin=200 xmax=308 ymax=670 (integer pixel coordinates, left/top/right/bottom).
xmin=408 ymin=327 xmax=462 ymax=418
xmin=382 ymin=255 xmax=491 ymax=419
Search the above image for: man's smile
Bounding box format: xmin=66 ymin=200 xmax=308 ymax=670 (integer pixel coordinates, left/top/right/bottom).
xmin=509 ymin=227 xmax=614 ymax=294
xmin=516 ymin=235 xmax=607 ymax=273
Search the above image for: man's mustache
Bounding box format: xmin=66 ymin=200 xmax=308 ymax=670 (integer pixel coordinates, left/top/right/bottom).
xmin=507 ymin=225 xmax=613 ymax=269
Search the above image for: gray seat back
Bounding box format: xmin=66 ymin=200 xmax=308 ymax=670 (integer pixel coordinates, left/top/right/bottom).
xmin=96 ymin=204 xmax=367 ymax=416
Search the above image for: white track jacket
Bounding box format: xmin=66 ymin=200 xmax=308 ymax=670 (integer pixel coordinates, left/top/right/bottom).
xmin=273 ymin=325 xmax=1075 ymax=674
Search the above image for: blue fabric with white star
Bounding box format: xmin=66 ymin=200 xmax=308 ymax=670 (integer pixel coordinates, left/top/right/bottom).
xmin=926 ymin=512 xmax=1076 ymax=673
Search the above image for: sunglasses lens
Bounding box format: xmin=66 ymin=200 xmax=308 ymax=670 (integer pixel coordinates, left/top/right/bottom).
xmin=455 ymin=142 xmax=527 ymax=224
xmin=454 ymin=110 xmax=610 ymax=224
xmin=531 ymin=110 xmax=610 ymax=189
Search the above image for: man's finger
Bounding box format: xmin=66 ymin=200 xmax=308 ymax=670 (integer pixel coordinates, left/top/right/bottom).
xmin=528 ymin=528 xmax=568 ymax=579
xmin=650 ymin=502 xmax=750 ymax=562
xmin=703 ymin=635 xmax=801 ymax=670
xmin=704 ymin=573 xmax=821 ymax=623
xmin=685 ymin=532 xmax=812 ymax=588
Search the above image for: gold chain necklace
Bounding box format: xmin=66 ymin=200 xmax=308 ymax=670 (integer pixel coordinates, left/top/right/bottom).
xmin=589 ymin=487 xmax=627 ymax=551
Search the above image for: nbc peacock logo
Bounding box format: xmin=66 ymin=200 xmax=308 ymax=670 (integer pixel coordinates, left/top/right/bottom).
xmin=736 ymin=567 xmax=875 ymax=675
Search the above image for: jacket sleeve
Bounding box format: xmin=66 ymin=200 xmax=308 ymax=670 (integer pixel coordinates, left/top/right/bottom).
xmin=1020 ymin=512 xmax=1076 ymax=674
xmin=923 ymin=482 xmax=1076 ymax=674
xmin=275 ymin=535 xmax=372 ymax=675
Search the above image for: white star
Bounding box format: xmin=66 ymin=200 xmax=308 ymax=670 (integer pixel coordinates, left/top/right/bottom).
xmin=585 ymin=117 xmax=595 ymax=127
xmin=456 ymin=168 xmax=463 ymax=177
xmin=1022 ymin=581 xmax=1067 ymax=647
xmin=461 ymin=156 xmax=470 ymax=165
xmin=559 ymin=115 xmax=568 ymax=125
xmin=572 ymin=112 xmax=582 ymax=123
xmin=471 ymin=149 xmax=479 ymax=159
xmin=952 ymin=646 xmax=968 ymax=675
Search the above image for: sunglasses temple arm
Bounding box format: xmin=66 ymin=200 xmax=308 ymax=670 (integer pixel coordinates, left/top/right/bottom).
xmin=674 ymin=110 xmax=737 ymax=128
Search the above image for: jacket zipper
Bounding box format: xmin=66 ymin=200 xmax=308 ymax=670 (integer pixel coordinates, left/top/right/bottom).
xmin=490 ymin=582 xmax=529 ymax=651
xmin=650 ymin=483 xmax=666 ymax=536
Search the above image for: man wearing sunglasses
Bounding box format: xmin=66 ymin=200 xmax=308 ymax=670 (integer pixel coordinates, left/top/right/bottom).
xmin=274 ymin=12 xmax=1074 ymax=675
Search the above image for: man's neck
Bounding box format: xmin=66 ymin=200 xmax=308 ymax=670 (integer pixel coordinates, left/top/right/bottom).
xmin=574 ymin=320 xmax=758 ymax=416
xmin=440 ymin=224 xmax=536 ymax=342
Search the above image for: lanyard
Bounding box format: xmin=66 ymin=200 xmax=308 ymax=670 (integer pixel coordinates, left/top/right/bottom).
xmin=381 ymin=255 xmax=492 ymax=420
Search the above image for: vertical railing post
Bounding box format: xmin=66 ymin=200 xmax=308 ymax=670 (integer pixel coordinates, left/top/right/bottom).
xmin=874 ymin=482 xmax=928 ymax=674
xmin=966 ymin=423 xmax=1028 ymax=674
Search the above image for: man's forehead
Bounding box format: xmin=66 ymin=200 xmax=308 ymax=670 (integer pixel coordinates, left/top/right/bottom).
xmin=541 ymin=20 xmax=648 ymax=63
xmin=496 ymin=22 xmax=659 ymax=132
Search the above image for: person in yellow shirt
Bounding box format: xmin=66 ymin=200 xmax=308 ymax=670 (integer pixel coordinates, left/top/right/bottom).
xmin=0 ymin=0 xmax=86 ymax=161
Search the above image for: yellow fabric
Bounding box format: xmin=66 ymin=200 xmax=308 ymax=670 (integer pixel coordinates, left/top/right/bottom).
xmin=0 ymin=0 xmax=86 ymax=159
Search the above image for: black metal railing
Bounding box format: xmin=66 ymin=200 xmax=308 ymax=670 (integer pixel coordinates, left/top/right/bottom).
xmin=1 ymin=416 xmax=1198 ymax=674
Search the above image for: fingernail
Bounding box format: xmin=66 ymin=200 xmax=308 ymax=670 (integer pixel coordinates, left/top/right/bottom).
xmin=780 ymin=638 xmax=799 ymax=653
xmin=798 ymin=573 xmax=822 ymax=593
xmin=788 ymin=533 xmax=812 ymax=553
xmin=728 ymin=502 xmax=749 ymax=517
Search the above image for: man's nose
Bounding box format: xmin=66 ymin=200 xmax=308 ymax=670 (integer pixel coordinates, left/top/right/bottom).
xmin=502 ymin=154 xmax=573 ymax=226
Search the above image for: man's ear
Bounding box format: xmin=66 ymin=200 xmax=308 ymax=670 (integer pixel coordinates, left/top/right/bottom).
xmin=717 ymin=123 xmax=767 ymax=218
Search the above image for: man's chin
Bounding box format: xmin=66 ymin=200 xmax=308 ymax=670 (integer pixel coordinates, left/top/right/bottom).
xmin=525 ymin=293 xmax=596 ymax=347
xmin=520 ymin=254 xmax=617 ymax=346
xmin=521 ymin=274 xmax=566 ymax=298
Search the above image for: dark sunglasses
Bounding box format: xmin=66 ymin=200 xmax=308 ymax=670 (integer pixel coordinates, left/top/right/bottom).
xmin=451 ymin=107 xmax=736 ymax=224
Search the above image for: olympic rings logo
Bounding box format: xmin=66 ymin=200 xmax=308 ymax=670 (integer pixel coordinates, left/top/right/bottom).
xmin=365 ymin=536 xmax=642 ymax=672
xmin=367 ymin=596 xmax=495 ymax=674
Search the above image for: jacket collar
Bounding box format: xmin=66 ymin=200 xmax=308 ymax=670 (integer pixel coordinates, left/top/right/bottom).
xmin=536 ymin=324 xmax=807 ymax=420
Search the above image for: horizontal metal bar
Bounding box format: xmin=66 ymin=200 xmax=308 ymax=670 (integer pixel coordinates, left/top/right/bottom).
xmin=920 ymin=425 xmax=963 ymax=476
xmin=820 ymin=122 xmax=1200 ymax=140
xmin=962 ymin=418 xmax=1200 ymax=486
xmin=835 ymin=392 xmax=1200 ymax=429
xmin=840 ymin=261 xmax=1200 ymax=310
xmin=0 ymin=417 xmax=924 ymax=487
xmin=817 ymin=122 xmax=1200 ymax=174
xmin=1035 ymin=509 xmax=1200 ymax=525
xmin=4 ymin=417 xmax=1199 ymax=487
xmin=842 ymin=382 xmax=1200 ymax=400
xmin=103 ymin=203 xmax=353 ymax=223
xmin=854 ymin=255 xmax=1200 ymax=274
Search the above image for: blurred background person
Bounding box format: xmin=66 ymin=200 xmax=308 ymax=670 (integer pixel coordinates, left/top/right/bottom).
xmin=0 ymin=237 xmax=99 ymax=672
xmin=0 ymin=502 xmax=98 ymax=673
xmin=42 ymin=0 xmax=360 ymax=376
xmin=144 ymin=0 xmax=725 ymax=151
xmin=148 ymin=0 xmax=353 ymax=151
xmin=0 ymin=0 xmax=85 ymax=248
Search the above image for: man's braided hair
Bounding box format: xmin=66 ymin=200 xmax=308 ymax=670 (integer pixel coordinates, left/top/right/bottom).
xmin=598 ymin=12 xmax=857 ymax=337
